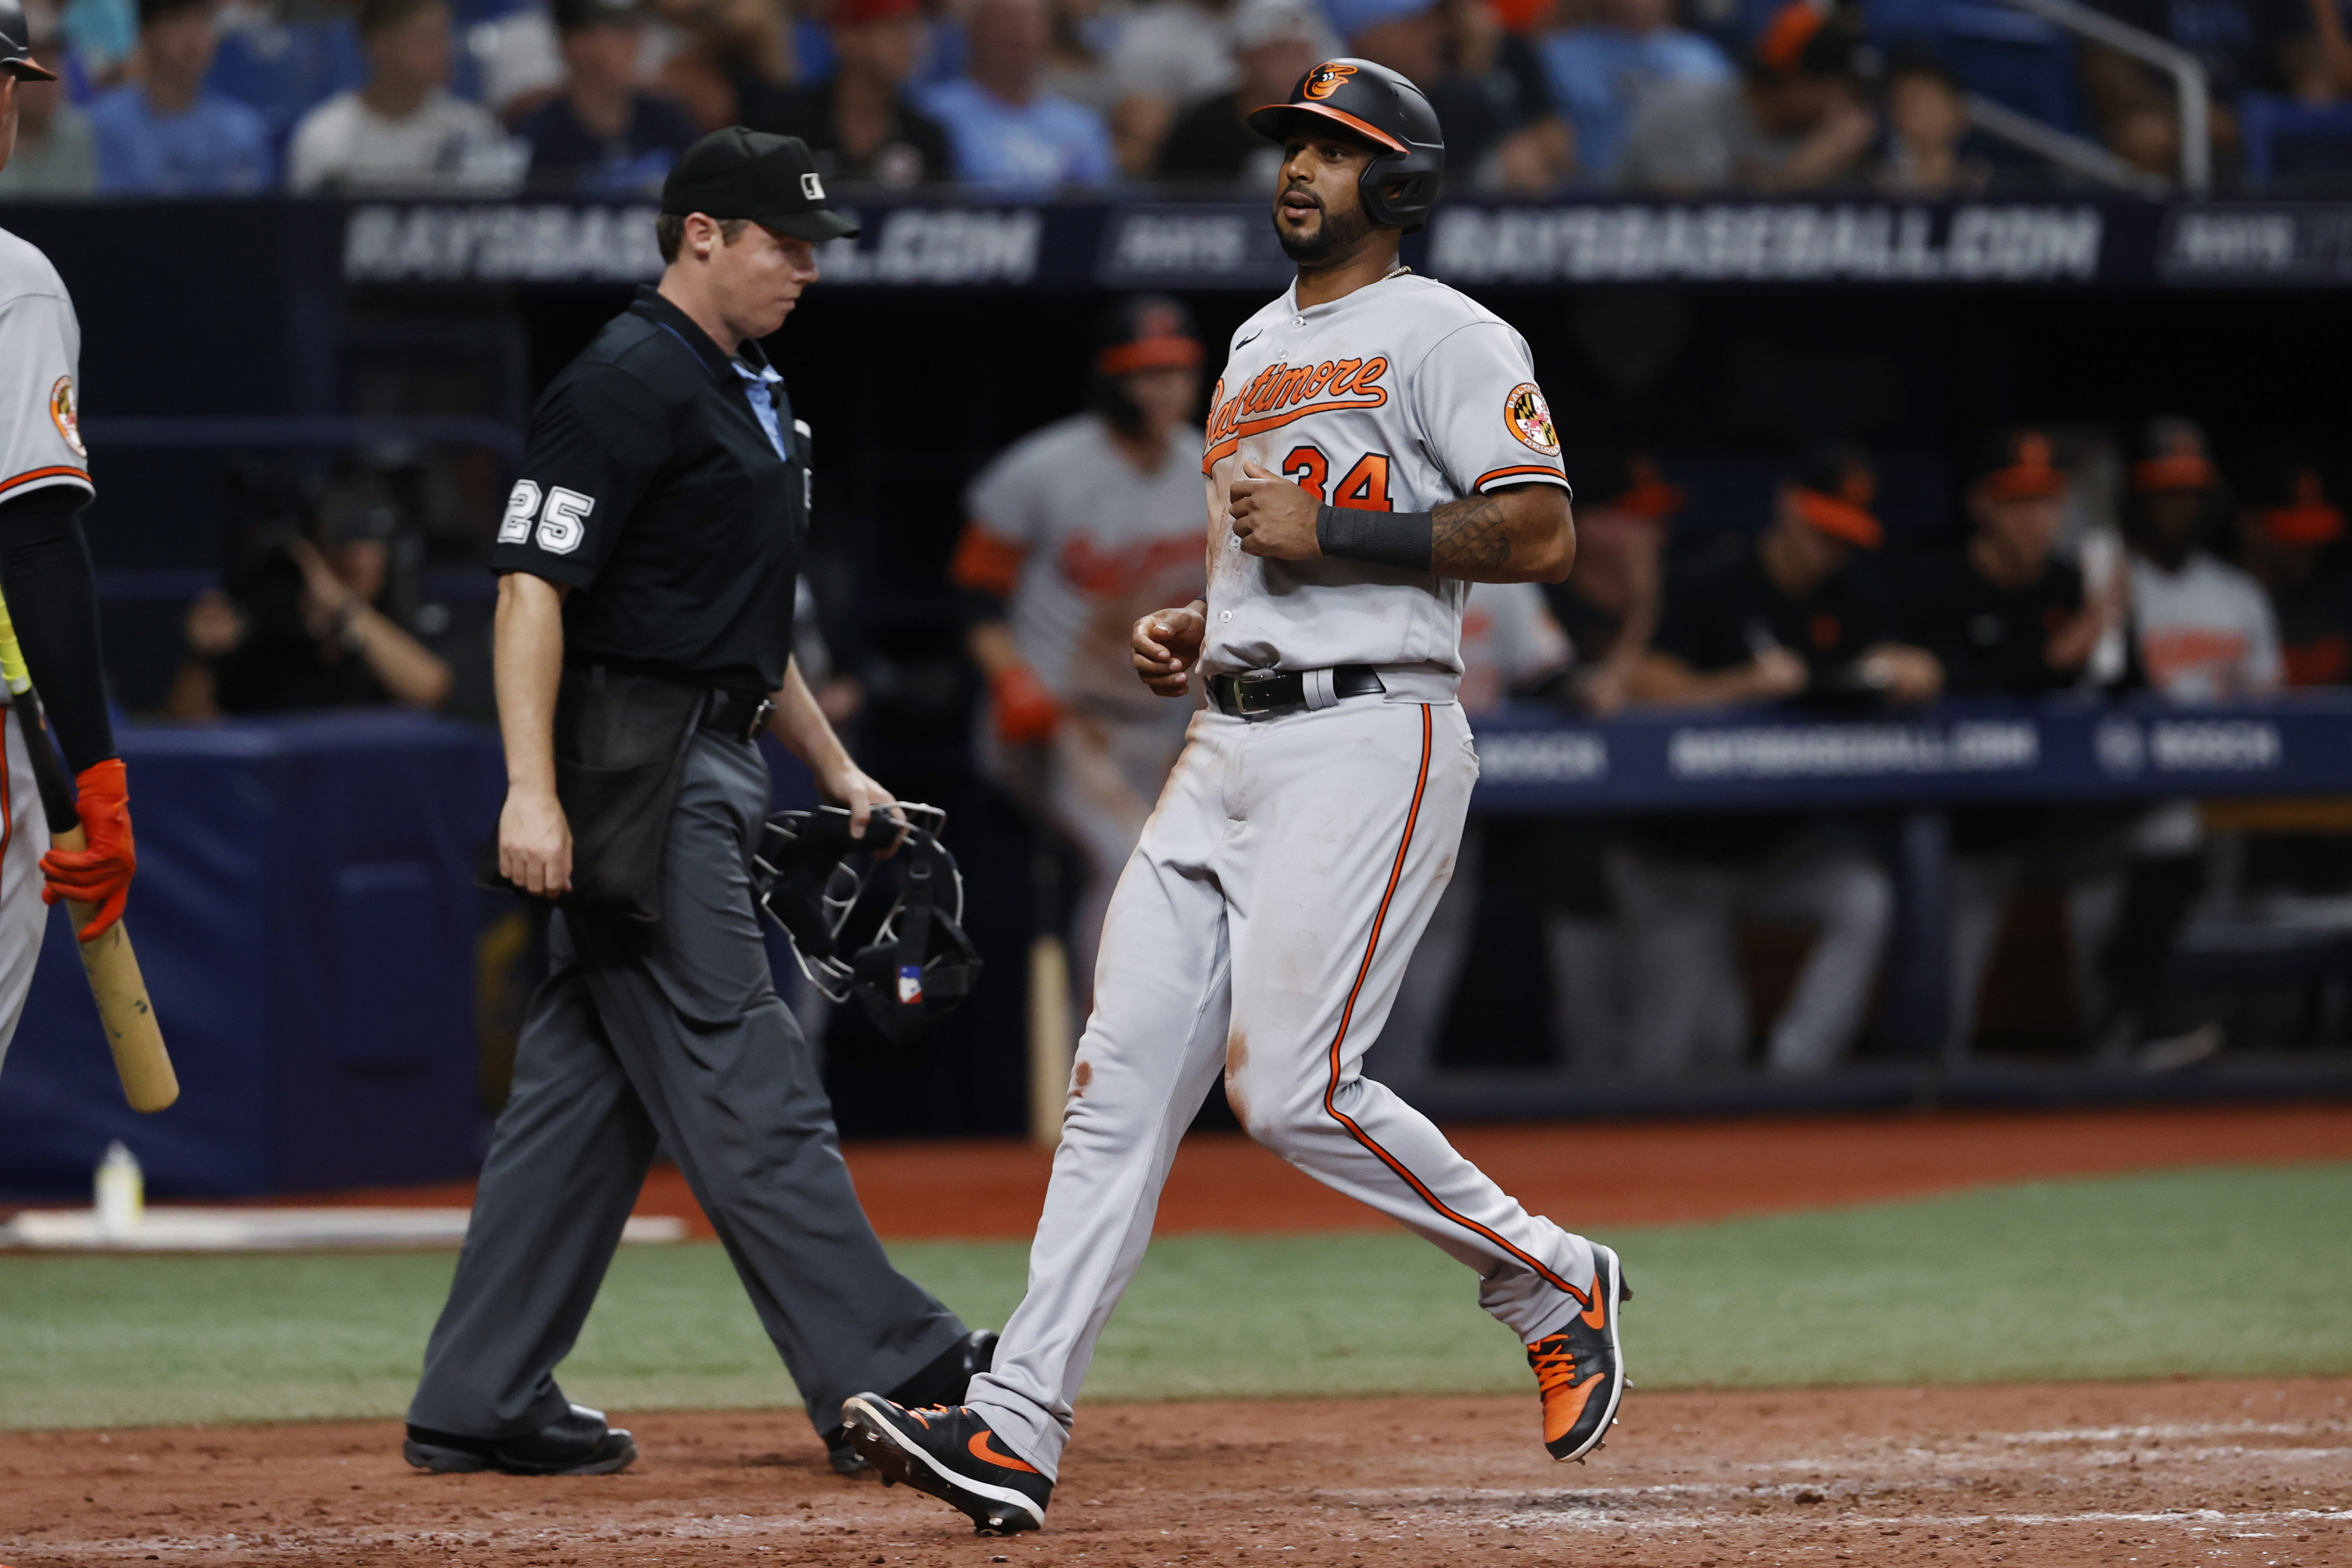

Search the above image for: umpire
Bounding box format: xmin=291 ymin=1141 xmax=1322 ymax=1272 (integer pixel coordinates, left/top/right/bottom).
xmin=406 ymin=129 xmax=991 ymax=1478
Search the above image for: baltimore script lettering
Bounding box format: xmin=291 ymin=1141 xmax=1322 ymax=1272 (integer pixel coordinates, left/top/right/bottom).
xmin=1203 ymin=356 xmax=1390 ymax=465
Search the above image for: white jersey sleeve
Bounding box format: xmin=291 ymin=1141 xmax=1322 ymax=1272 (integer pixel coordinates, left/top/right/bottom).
xmin=0 ymin=230 xmax=92 ymax=506
xmin=1410 ymin=320 xmax=1568 ymax=498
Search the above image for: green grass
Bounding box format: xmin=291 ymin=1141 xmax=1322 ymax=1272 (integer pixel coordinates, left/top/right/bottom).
xmin=1 ymin=1163 xmax=2346 ymax=1431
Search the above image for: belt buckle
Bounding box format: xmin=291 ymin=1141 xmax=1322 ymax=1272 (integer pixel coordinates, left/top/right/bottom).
xmin=1231 ymin=669 xmax=1287 ymax=717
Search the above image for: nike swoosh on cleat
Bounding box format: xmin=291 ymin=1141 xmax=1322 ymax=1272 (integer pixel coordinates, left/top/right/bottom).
xmin=843 ymin=1400 xmax=1047 ymax=1531
xmin=1579 ymin=1252 xmax=1616 ymax=1327
xmin=1544 ymin=1374 xmax=1600 ymax=1444
xmin=969 ymin=1431 xmax=1041 ymax=1474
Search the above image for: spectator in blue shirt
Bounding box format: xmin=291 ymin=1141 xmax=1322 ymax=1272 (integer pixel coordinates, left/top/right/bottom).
xmin=918 ymin=0 xmax=1115 ymax=190
xmin=1539 ymin=0 xmax=1730 ymax=182
xmin=90 ymin=0 xmax=272 ymax=192
xmin=511 ymin=0 xmax=700 ymax=191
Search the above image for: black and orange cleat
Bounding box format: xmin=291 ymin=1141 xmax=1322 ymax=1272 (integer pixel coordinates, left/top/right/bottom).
xmin=839 ymin=1395 xmax=1052 ymax=1535
xmin=825 ymin=1329 xmax=999 ymax=1476
xmin=1526 ymin=1242 xmax=1630 ymax=1463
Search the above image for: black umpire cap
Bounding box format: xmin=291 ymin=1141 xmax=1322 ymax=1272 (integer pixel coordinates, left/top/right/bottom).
xmin=0 ymin=0 xmax=58 ymax=81
xmin=662 ymin=129 xmax=861 ymax=243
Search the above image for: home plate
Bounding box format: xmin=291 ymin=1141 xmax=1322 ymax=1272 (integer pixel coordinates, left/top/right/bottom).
xmin=0 ymin=1208 xmax=687 ymax=1251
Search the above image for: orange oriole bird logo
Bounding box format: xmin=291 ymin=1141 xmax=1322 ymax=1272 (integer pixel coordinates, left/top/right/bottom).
xmin=1303 ymin=62 xmax=1357 ymax=100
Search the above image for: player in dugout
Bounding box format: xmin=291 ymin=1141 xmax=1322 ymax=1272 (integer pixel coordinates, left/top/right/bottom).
xmin=950 ymin=295 xmax=1209 ymax=1007
xmin=1901 ymin=429 xmax=2124 ymax=1063
xmin=1616 ymin=443 xmax=1940 ymax=1077
xmin=0 ymin=0 xmax=140 ymax=1071
xmin=404 ymin=129 xmax=993 ymax=1481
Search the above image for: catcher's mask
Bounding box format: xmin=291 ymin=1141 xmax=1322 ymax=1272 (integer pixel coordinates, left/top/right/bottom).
xmin=752 ymin=803 xmax=983 ymax=1045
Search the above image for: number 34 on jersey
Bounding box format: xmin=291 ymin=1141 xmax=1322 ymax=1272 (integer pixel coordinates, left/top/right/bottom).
xmin=1278 ymin=446 xmax=1393 ymax=511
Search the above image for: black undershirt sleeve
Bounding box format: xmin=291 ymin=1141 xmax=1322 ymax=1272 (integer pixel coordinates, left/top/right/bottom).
xmin=0 ymin=484 xmax=118 ymax=773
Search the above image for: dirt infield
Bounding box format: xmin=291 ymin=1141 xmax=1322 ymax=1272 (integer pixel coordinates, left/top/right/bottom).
xmin=299 ymin=1102 xmax=2352 ymax=1240
xmin=2 ymin=1378 xmax=2342 ymax=1567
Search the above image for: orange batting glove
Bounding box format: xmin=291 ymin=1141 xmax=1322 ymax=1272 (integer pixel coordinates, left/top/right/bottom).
xmin=40 ymin=758 xmax=136 ymax=941
xmin=991 ymin=663 xmax=1061 ymax=745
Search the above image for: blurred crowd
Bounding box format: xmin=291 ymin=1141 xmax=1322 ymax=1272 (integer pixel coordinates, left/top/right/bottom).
xmin=4 ymin=0 xmax=2352 ymax=200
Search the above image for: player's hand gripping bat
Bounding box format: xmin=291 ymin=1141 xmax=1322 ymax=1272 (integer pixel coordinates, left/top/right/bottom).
xmin=0 ymin=593 xmax=177 ymax=1112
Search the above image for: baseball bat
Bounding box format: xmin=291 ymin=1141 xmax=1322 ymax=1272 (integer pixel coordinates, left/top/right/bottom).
xmin=0 ymin=595 xmax=177 ymax=1113
xmin=1026 ymin=849 xmax=1074 ymax=1148
xmin=1027 ymin=930 xmax=1073 ymax=1149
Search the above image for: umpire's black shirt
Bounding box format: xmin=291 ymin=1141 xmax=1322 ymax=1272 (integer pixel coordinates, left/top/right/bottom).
xmin=491 ymin=286 xmax=806 ymax=694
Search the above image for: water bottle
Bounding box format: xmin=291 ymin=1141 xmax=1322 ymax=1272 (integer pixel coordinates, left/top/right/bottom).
xmin=95 ymin=1140 xmax=143 ymax=1237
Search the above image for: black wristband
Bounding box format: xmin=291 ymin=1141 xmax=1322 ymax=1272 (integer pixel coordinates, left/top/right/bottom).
xmin=1315 ymin=504 xmax=1434 ymax=573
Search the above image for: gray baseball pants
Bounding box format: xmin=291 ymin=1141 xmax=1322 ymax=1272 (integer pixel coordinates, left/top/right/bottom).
xmin=409 ymin=732 xmax=969 ymax=1440
xmin=0 ymin=704 xmax=47 ymax=1076
xmin=966 ymin=695 xmax=1600 ymax=1478
xmin=1608 ymin=834 xmax=1893 ymax=1076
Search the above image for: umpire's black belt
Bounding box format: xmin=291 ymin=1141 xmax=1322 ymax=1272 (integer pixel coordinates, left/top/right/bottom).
xmin=1207 ymin=665 xmax=1386 ymax=719
xmin=702 ymin=687 xmax=776 ymax=741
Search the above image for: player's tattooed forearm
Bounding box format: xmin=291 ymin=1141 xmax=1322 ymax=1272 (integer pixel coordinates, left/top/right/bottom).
xmin=1430 ymin=494 xmax=1514 ymax=573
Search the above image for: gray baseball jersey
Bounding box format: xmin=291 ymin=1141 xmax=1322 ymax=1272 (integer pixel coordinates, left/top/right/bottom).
xmin=0 ymin=226 xmax=91 ymax=509
xmin=960 ymin=412 xmax=1206 ymax=708
xmin=1199 ymin=269 xmax=1566 ymax=682
xmin=0 ymin=226 xmax=84 ymax=1073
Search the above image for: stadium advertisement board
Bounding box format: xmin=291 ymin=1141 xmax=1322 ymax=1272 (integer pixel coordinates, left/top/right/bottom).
xmin=330 ymin=194 xmax=2352 ymax=292
xmin=1468 ymin=695 xmax=2352 ymax=812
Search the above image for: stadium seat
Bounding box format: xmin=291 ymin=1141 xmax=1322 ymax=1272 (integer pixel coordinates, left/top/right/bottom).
xmin=208 ymin=11 xmax=486 ymax=145
xmin=1871 ymin=2 xmax=2086 ymax=137
xmin=205 ymin=14 xmax=367 ymax=141
xmin=2239 ymin=94 xmax=2352 ymax=187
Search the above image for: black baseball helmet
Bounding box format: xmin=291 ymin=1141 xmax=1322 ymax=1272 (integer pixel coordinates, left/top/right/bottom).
xmin=0 ymin=0 xmax=59 ymax=81
xmin=1245 ymin=57 xmax=1445 ymax=233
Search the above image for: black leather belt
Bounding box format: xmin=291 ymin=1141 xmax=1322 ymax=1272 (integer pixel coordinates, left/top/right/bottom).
xmin=702 ymin=688 xmax=775 ymax=741
xmin=1206 ymin=665 xmax=1385 ymax=718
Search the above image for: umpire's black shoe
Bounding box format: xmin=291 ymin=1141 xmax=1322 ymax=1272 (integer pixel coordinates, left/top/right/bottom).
xmin=403 ymin=1404 xmax=637 ymax=1476
xmin=824 ymin=1328 xmax=998 ymax=1476
xmin=839 ymin=1395 xmax=1051 ymax=1534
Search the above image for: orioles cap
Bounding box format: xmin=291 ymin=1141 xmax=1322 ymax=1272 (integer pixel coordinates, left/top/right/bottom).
xmin=2246 ymin=457 xmax=2343 ymax=547
xmin=2129 ymin=415 xmax=2219 ymax=495
xmin=1787 ymin=441 xmax=1882 ymax=548
xmin=1974 ymin=427 xmax=2069 ymax=500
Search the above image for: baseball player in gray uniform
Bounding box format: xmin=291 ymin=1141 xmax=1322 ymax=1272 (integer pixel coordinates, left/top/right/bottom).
xmin=844 ymin=59 xmax=1630 ymax=1535
xmin=953 ymin=296 xmax=1208 ymax=1002
xmin=0 ymin=5 xmax=139 ymax=1072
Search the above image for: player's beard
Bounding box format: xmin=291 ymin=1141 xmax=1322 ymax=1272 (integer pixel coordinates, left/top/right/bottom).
xmin=1275 ymin=191 xmax=1373 ymax=263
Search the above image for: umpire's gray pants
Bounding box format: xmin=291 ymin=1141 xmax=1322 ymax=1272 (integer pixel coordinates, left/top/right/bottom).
xmin=409 ymin=732 xmax=968 ymax=1441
